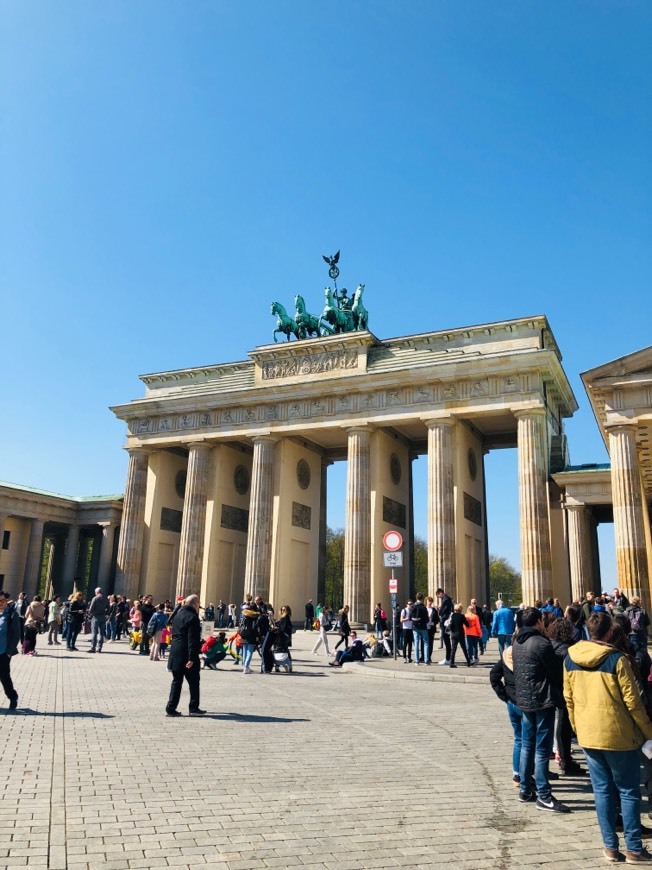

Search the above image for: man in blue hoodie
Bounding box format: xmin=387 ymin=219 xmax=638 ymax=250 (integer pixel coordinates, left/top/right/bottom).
xmin=491 ymin=600 xmax=515 ymax=655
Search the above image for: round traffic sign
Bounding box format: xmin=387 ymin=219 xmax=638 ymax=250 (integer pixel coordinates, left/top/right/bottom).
xmin=383 ymin=530 xmax=403 ymax=552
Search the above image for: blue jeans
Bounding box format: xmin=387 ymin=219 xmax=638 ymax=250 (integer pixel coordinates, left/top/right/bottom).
xmin=241 ymin=643 xmax=255 ymax=669
xmin=91 ymin=617 xmax=105 ymax=651
xmin=413 ymin=629 xmax=429 ymax=663
xmin=583 ymin=747 xmax=642 ymax=853
xmin=497 ymin=634 xmax=512 ymax=655
xmin=519 ymin=707 xmax=555 ymax=801
xmin=467 ymin=636 xmax=479 ymax=660
xmin=507 ymin=700 xmax=523 ymax=776
xmin=106 ymin=616 xmax=116 ymax=640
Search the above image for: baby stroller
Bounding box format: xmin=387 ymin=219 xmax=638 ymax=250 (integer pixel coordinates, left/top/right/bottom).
xmin=273 ymin=649 xmax=292 ymax=673
xmin=272 ymin=635 xmax=292 ymax=673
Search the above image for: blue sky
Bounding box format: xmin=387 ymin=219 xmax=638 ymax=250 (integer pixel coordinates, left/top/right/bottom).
xmin=2 ymin=1 xmax=650 ymax=583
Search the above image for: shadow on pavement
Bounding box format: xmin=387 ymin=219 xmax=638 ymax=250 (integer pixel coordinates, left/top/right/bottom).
xmin=0 ymin=708 xmax=114 ymax=718
xmin=200 ymin=712 xmax=310 ymax=723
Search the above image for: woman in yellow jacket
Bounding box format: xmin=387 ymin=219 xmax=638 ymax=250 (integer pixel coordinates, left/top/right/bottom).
xmin=564 ymin=611 xmax=652 ymax=864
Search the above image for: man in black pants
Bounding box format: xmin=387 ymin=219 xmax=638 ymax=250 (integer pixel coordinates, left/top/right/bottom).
xmin=304 ymin=599 xmax=315 ymax=631
xmin=436 ymin=588 xmax=454 ymax=665
xmin=0 ymin=591 xmax=21 ymax=710
xmin=139 ymin=594 xmax=155 ymax=656
xmin=166 ymin=594 xmax=205 ymax=717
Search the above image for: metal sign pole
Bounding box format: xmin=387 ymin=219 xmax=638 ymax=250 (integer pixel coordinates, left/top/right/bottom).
xmin=391 ymin=581 xmax=397 ymax=660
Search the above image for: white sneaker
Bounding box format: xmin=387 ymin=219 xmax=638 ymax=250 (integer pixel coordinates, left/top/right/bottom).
xmin=243 ymin=667 xmax=252 ymax=674
xmin=438 ymin=659 xmax=450 ymax=665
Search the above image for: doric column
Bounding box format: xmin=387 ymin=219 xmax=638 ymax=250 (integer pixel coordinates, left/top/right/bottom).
xmin=566 ymin=504 xmax=593 ymax=603
xmin=114 ymin=447 xmax=150 ymax=599
xmin=62 ymin=524 xmax=80 ymax=593
xmin=176 ymin=442 xmax=212 ymax=600
xmin=97 ymin=523 xmax=116 ymax=590
xmin=516 ymin=408 xmax=552 ymax=604
xmin=76 ymin=534 xmax=90 ymax=584
xmin=23 ymin=518 xmax=45 ymax=596
xmin=343 ymin=426 xmax=371 ymax=624
xmin=243 ymin=436 xmax=277 ymax=601
xmin=608 ymin=423 xmax=649 ymax=603
xmin=426 ymin=419 xmax=457 ymax=599
xmin=317 ymin=459 xmax=331 ymax=606
xmin=0 ymin=514 xmax=7 ymax=550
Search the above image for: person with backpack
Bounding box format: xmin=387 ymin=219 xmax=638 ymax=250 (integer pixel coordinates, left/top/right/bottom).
xmin=626 ymin=596 xmax=650 ymax=651
xmin=311 ymin=607 xmax=332 ymax=657
xmin=400 ymin=599 xmax=414 ymax=664
xmin=147 ymin=603 xmax=169 ymax=661
xmin=238 ymin=605 xmax=260 ymax=675
xmin=411 ymin=593 xmax=430 ymax=666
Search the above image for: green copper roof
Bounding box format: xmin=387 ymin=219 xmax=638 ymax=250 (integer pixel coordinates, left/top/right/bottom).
xmin=0 ymin=481 xmax=123 ymax=503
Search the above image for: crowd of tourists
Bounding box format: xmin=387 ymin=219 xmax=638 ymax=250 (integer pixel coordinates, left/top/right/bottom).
xmin=490 ymin=587 xmax=652 ymax=864
xmin=3 ymin=581 xmax=652 ymax=861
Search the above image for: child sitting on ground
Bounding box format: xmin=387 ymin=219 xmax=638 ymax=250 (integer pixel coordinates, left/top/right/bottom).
xmin=202 ymin=631 xmax=227 ymax=670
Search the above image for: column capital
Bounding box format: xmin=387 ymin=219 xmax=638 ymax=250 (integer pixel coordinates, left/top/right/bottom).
xmin=185 ymin=440 xmax=213 ymax=453
xmin=250 ymin=434 xmax=279 ymax=445
xmin=605 ymin=421 xmax=638 ymax=435
xmin=97 ymin=521 xmax=114 ymax=530
xmin=422 ymin=416 xmax=457 ymax=430
xmin=564 ymin=502 xmax=588 ymax=513
xmin=513 ymin=406 xmax=546 ymax=420
xmin=124 ymin=445 xmax=153 ymax=458
xmin=341 ymin=423 xmax=374 ymax=435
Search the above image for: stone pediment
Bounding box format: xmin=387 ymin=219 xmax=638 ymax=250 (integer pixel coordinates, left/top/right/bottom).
xmin=582 ymin=346 xmax=652 ymax=384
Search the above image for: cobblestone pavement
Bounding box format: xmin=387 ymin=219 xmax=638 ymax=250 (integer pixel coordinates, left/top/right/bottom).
xmin=0 ymin=629 xmax=621 ymax=869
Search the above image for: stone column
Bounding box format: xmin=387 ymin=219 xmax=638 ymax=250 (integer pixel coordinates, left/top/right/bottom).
xmin=343 ymin=427 xmax=371 ymax=625
xmin=62 ymin=524 xmax=80 ymax=593
xmin=176 ymin=442 xmax=212 ymax=600
xmin=566 ymin=504 xmax=593 ymax=603
xmin=114 ymin=448 xmax=150 ymax=599
xmin=0 ymin=514 xmax=7 ymax=550
xmin=243 ymin=436 xmax=277 ymax=601
xmin=76 ymin=534 xmax=90 ymax=585
xmin=608 ymin=423 xmax=649 ymax=602
xmin=97 ymin=523 xmax=116 ymax=591
xmin=23 ymin=518 xmax=45 ymax=596
xmin=516 ymin=408 xmax=552 ymax=604
xmin=317 ymin=459 xmax=331 ymax=606
xmin=426 ymin=419 xmax=457 ymax=599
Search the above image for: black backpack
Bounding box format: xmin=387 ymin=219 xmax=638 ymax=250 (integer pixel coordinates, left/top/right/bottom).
xmin=411 ymin=602 xmax=426 ymax=628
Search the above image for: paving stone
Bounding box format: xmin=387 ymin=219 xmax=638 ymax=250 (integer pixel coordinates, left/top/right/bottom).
xmin=0 ymin=631 xmax=630 ymax=869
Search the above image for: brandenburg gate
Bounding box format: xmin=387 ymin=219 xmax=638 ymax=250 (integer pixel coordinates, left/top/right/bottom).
xmin=111 ymin=301 xmax=578 ymax=621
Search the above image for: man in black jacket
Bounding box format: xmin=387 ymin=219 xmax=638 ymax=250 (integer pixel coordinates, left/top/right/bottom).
xmin=512 ymin=607 xmax=569 ymax=814
xmin=436 ymin=588 xmax=454 ymax=665
xmin=139 ymin=595 xmax=155 ymax=656
xmin=166 ymin=594 xmax=205 ymax=717
xmin=0 ymin=592 xmax=21 ymax=709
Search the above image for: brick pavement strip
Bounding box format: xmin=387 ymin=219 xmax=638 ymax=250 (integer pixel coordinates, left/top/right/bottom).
xmin=0 ymin=629 xmax=630 ymax=869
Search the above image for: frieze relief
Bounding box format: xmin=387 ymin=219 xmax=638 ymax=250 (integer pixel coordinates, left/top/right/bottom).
xmin=292 ymin=501 xmax=312 ymax=530
xmin=128 ymin=372 xmax=535 ymax=438
xmin=261 ymin=348 xmax=358 ymax=381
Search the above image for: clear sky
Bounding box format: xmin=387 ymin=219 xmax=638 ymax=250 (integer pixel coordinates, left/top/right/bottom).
xmin=2 ymin=1 xmax=650 ymax=584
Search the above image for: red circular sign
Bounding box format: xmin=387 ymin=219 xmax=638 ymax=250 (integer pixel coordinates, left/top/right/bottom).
xmin=383 ymin=530 xmax=403 ymax=551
